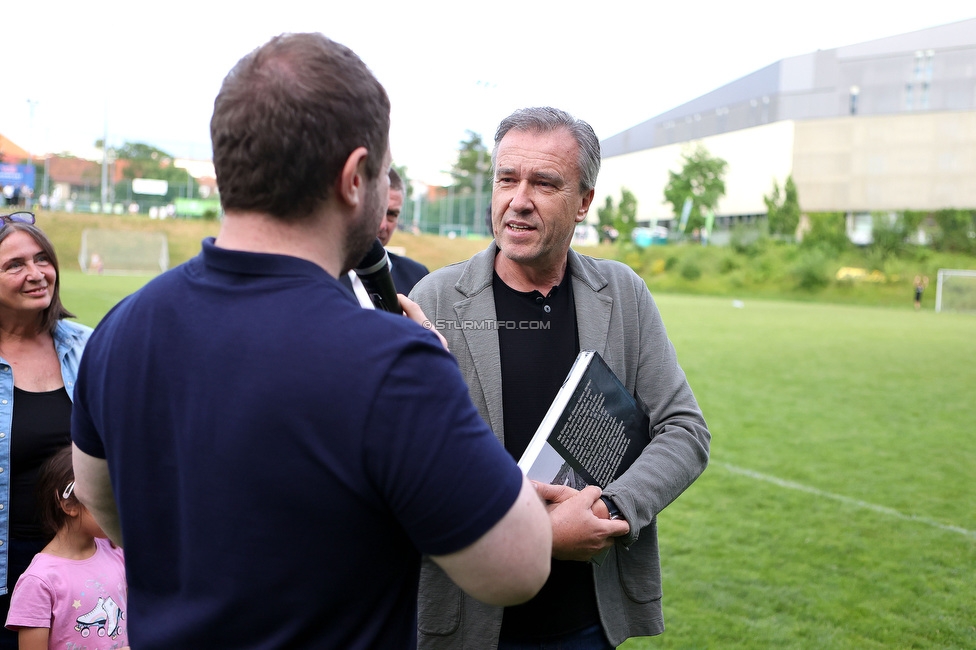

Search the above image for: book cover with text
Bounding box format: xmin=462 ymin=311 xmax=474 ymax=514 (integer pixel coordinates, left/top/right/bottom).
xmin=518 ymin=350 xmax=650 ymax=489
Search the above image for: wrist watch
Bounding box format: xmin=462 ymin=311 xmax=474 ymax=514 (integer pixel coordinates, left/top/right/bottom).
xmin=600 ymin=495 xmax=622 ymax=520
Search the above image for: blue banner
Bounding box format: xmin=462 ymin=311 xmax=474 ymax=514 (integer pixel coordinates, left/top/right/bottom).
xmin=0 ymin=164 xmax=35 ymax=190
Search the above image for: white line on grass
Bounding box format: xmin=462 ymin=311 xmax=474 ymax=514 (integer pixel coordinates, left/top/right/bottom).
xmin=714 ymin=461 xmax=976 ymax=539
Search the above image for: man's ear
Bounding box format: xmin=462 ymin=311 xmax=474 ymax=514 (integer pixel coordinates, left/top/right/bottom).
xmin=576 ymin=188 xmax=595 ymax=223
xmin=337 ymin=146 xmax=370 ymax=208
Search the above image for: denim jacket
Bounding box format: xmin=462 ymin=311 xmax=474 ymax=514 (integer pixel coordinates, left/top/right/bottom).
xmin=0 ymin=319 xmax=92 ymax=594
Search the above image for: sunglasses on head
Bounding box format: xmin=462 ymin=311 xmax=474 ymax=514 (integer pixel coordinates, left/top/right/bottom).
xmin=0 ymin=211 xmax=35 ymax=226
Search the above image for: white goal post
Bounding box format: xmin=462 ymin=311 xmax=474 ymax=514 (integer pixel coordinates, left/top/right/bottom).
xmin=79 ymin=229 xmax=169 ymax=275
xmin=935 ymin=269 xmax=976 ymax=313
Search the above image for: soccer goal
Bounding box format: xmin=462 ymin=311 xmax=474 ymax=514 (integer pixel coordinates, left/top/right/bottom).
xmin=935 ymin=269 xmax=976 ymax=313
xmin=79 ymin=229 xmax=169 ymax=275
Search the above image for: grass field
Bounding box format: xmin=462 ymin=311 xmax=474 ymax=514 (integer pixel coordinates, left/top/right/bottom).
xmin=53 ymin=220 xmax=975 ymax=649
xmin=623 ymin=295 xmax=975 ymax=649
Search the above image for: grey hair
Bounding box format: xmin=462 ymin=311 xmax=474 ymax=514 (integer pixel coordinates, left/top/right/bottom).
xmin=491 ymin=107 xmax=601 ymax=194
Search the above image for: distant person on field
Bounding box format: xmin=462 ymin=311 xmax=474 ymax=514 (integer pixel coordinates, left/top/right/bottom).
xmin=89 ymin=253 xmax=103 ymax=275
xmin=341 ymin=168 xmax=429 ymax=306
xmin=5 ymin=446 xmax=129 ymax=649
xmin=914 ymin=274 xmax=929 ymax=310
xmin=411 ymin=106 xmax=710 ymax=649
xmin=70 ymin=32 xmax=551 ymax=649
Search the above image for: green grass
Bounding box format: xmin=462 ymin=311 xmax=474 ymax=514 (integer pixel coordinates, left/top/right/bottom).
xmin=623 ymin=295 xmax=975 ymax=649
xmin=60 ymin=271 xmax=154 ymax=327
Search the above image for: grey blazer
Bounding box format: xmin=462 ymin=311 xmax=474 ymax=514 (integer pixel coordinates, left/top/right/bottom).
xmin=410 ymin=242 xmax=710 ymax=649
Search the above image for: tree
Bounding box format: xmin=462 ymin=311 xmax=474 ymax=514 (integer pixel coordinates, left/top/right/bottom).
xmin=801 ymin=212 xmax=849 ymax=253
xmin=764 ymin=175 xmax=800 ymax=238
xmin=615 ymin=188 xmax=638 ymax=243
xmin=597 ymin=196 xmax=615 ymax=229
xmin=596 ymin=189 xmax=638 ymax=243
xmin=870 ymin=211 xmax=907 ymax=260
xmin=104 ymin=140 xmax=198 ymax=202
xmin=449 ymin=130 xmax=492 ymax=194
xmin=663 ymin=145 xmax=727 ymax=234
xmin=393 ymin=163 xmax=412 ymax=199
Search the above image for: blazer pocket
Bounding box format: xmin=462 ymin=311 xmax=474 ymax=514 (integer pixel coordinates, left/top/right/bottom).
xmin=417 ymin=558 xmax=463 ymax=636
xmin=616 ymin=522 xmax=663 ymax=604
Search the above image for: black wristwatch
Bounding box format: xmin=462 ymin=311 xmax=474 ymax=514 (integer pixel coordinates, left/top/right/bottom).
xmin=600 ymin=495 xmax=622 ymax=520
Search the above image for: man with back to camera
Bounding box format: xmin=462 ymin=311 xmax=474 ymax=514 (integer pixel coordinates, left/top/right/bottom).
xmin=342 ymin=167 xmax=429 ymax=306
xmin=69 ymin=33 xmax=551 ymax=649
xmin=411 ymin=107 xmax=710 ymax=649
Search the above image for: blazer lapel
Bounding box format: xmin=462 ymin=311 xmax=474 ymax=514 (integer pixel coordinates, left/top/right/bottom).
xmin=569 ymin=249 xmax=614 ymax=366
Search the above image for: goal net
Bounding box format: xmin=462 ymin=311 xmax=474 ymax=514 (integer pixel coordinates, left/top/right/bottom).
xmin=935 ymin=269 xmax=976 ymax=313
xmin=79 ymin=229 xmax=169 ymax=275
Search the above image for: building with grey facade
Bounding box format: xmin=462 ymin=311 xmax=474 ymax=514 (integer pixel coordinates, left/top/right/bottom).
xmin=596 ymin=17 xmax=976 ymax=238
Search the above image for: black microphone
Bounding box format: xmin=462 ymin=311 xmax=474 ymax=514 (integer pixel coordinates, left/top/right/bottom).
xmin=354 ymin=238 xmax=402 ymax=314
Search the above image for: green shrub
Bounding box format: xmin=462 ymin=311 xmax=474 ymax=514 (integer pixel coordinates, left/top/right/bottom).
xmin=791 ymin=250 xmax=830 ymax=291
xmin=680 ymin=260 xmax=702 ymax=280
xmin=802 ymin=212 xmax=849 ymax=254
xmin=730 ymin=226 xmax=766 ymax=257
xmin=719 ymin=255 xmax=740 ymax=274
xmin=911 ymin=246 xmax=932 ymax=263
xmin=931 ymin=209 xmax=976 ymax=254
xmin=749 ymin=257 xmax=774 ymax=284
xmin=870 ymin=212 xmax=907 ymax=260
xmin=665 ymin=255 xmax=679 ymax=271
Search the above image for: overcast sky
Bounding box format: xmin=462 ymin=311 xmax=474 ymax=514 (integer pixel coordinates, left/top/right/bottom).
xmin=2 ymin=0 xmax=973 ymax=186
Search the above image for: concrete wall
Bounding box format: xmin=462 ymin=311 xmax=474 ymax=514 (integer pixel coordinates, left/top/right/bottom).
xmin=793 ymin=111 xmax=976 ymax=211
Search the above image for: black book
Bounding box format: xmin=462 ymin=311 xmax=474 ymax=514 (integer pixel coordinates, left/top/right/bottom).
xmin=518 ymin=349 xmax=650 ymax=491
xmin=517 ymin=350 xmax=650 ymax=563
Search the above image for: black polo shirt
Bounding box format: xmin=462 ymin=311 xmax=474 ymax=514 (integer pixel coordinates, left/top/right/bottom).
xmin=494 ymin=269 xmax=602 ymax=641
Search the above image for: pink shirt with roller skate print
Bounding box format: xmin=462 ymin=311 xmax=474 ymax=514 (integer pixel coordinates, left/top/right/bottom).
xmin=5 ymin=538 xmax=128 ymax=649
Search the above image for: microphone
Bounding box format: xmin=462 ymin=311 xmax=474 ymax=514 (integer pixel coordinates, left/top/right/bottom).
xmin=354 ymin=238 xmax=402 ymax=314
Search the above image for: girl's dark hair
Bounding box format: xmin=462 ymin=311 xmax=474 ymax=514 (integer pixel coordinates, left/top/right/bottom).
xmin=35 ymin=445 xmax=76 ymax=537
xmin=0 ymin=222 xmax=75 ymax=334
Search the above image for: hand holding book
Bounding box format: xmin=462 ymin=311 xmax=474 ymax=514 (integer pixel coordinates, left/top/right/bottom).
xmin=533 ymin=482 xmax=630 ymax=562
xmin=519 ymin=350 xmax=651 ymax=564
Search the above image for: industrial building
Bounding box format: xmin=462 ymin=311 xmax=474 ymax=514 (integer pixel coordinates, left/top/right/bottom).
xmin=596 ymin=17 xmax=976 ymax=240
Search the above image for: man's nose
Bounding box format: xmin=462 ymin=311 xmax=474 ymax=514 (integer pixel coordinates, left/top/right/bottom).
xmin=509 ymin=181 xmax=533 ymax=213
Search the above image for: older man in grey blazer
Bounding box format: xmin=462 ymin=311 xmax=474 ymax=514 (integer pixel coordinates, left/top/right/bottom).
xmin=410 ymin=107 xmax=710 ymax=650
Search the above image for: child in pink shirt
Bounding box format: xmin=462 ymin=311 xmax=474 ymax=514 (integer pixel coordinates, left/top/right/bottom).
xmin=5 ymin=446 xmax=128 ymax=649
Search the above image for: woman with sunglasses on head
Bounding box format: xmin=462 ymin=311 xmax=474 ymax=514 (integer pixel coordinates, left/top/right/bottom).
xmin=0 ymin=213 xmax=92 ymax=649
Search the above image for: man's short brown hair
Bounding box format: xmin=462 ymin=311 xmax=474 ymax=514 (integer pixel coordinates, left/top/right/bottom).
xmin=211 ymin=33 xmax=390 ymax=221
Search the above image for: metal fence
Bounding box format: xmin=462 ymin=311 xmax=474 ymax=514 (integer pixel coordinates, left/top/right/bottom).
xmin=403 ymin=191 xmax=493 ymax=238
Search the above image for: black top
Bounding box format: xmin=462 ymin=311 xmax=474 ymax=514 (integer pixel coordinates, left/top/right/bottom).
xmin=494 ymin=269 xmax=601 ymax=641
xmin=11 ymin=386 xmax=72 ymax=539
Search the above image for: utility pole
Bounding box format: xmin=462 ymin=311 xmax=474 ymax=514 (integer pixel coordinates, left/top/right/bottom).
xmin=26 ymin=99 xmax=39 ymax=208
xmin=473 ymin=144 xmax=487 ymax=236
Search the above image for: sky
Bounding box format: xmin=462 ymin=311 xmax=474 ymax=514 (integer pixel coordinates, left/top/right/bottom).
xmin=2 ymin=0 xmax=974 ymax=188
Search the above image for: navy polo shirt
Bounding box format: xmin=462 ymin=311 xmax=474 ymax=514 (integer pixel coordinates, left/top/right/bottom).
xmin=73 ymin=239 xmax=522 ymax=649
